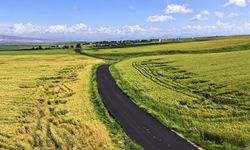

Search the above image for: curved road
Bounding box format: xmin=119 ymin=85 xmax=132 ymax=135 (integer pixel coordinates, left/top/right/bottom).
xmin=97 ymin=64 xmax=198 ymax=150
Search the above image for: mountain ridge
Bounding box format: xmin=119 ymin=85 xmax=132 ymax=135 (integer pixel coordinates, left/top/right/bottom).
xmin=0 ymin=35 xmax=53 ymax=45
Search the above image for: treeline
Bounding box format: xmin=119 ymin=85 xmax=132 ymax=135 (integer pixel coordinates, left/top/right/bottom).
xmin=94 ymin=39 xmax=161 ymax=48
xmin=30 ymin=36 xmax=222 ymax=51
xmin=31 ymin=43 xmax=86 ymax=50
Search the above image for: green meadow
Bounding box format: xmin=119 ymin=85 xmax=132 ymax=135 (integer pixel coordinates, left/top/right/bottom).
xmin=111 ymin=50 xmax=250 ymax=150
xmin=84 ymin=35 xmax=250 ymax=59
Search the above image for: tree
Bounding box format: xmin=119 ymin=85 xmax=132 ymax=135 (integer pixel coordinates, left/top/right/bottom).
xmin=76 ymin=43 xmax=81 ymax=49
xmin=63 ymin=45 xmax=69 ymax=49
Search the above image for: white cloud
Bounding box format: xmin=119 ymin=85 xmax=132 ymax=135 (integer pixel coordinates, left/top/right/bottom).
xmin=244 ymin=21 xmax=250 ymax=28
xmin=191 ymin=14 xmax=208 ymax=21
xmin=214 ymin=12 xmax=224 ymax=18
xmin=228 ymin=12 xmax=238 ymax=17
xmin=202 ymin=10 xmax=210 ymax=15
xmin=97 ymin=25 xmax=146 ymax=35
xmin=12 ymin=23 xmax=42 ymax=34
xmin=165 ymin=4 xmax=192 ymax=14
xmin=84 ymin=25 xmax=146 ymax=35
xmin=0 ymin=23 xmax=148 ymax=36
xmin=46 ymin=25 xmax=68 ymax=34
xmin=181 ymin=25 xmax=217 ymax=34
xmin=217 ymin=20 xmax=236 ymax=30
xmin=191 ymin=10 xmax=210 ymax=21
xmin=97 ymin=27 xmax=114 ymax=34
xmin=224 ymin=0 xmax=248 ymax=7
xmin=70 ymin=23 xmax=89 ymax=32
xmin=1 ymin=21 xmax=250 ymax=40
xmin=45 ymin=23 xmax=91 ymax=34
xmin=146 ymin=15 xmax=175 ymax=22
xmin=167 ymin=20 xmax=250 ymax=36
xmin=119 ymin=25 xmax=144 ymax=34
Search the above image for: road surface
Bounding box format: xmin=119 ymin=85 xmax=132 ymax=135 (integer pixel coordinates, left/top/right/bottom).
xmin=97 ymin=64 xmax=198 ymax=150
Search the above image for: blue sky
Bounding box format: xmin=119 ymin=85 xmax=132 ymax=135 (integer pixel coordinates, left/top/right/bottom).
xmin=0 ymin=0 xmax=250 ymax=40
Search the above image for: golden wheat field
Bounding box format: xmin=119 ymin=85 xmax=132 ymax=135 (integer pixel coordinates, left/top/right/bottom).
xmin=0 ymin=55 xmax=118 ymax=149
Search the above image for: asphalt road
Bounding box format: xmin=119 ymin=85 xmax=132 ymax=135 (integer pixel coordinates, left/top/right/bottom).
xmin=97 ymin=64 xmax=198 ymax=150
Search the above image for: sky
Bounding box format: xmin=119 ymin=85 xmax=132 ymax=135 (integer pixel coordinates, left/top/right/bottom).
xmin=0 ymin=0 xmax=250 ymax=41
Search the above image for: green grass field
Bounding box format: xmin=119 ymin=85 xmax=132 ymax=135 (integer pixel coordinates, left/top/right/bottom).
xmin=0 ymin=49 xmax=77 ymax=55
xmin=0 ymin=45 xmax=33 ymax=51
xmin=111 ymin=50 xmax=250 ymax=150
xmin=86 ymin=36 xmax=250 ymax=56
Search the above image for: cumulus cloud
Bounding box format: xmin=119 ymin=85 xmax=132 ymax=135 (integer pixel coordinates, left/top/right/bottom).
xmin=217 ymin=20 xmax=236 ymax=29
xmin=191 ymin=10 xmax=210 ymax=21
xmin=119 ymin=25 xmax=144 ymax=34
xmin=146 ymin=15 xmax=175 ymax=22
xmin=6 ymin=23 xmax=92 ymax=35
xmin=45 ymin=23 xmax=91 ymax=34
xmin=46 ymin=25 xmax=68 ymax=34
xmin=70 ymin=24 xmax=90 ymax=32
xmin=214 ymin=12 xmax=224 ymax=18
xmin=167 ymin=20 xmax=250 ymax=36
xmin=202 ymin=10 xmax=210 ymax=15
xmin=145 ymin=4 xmax=191 ymax=24
xmin=181 ymin=25 xmax=217 ymax=34
xmin=244 ymin=21 xmax=250 ymax=28
xmin=1 ymin=21 xmax=250 ymax=40
xmin=98 ymin=25 xmax=150 ymax=35
xmin=0 ymin=23 xmax=147 ymax=36
xmin=97 ymin=26 xmax=114 ymax=34
xmin=12 ymin=23 xmax=42 ymax=34
xmin=165 ymin=4 xmax=192 ymax=14
xmin=191 ymin=14 xmax=207 ymax=21
xmin=224 ymin=0 xmax=248 ymax=7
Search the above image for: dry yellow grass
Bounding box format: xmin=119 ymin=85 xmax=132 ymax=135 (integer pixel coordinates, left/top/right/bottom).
xmin=0 ymin=55 xmax=116 ymax=149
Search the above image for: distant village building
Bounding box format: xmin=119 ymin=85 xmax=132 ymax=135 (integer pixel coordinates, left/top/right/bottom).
xmin=58 ymin=45 xmax=64 ymax=48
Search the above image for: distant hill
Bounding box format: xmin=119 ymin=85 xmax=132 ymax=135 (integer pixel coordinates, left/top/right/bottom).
xmin=0 ymin=35 xmax=53 ymax=45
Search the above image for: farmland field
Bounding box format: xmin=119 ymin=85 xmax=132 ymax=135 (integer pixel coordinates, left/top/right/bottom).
xmin=0 ymin=45 xmax=33 ymax=51
xmin=0 ymin=48 xmax=77 ymax=55
xmin=0 ymin=53 xmax=128 ymax=149
xmin=0 ymin=35 xmax=249 ymax=150
xmin=84 ymin=35 xmax=250 ymax=58
xmin=2 ymin=0 xmax=250 ymax=149
xmin=110 ymin=50 xmax=250 ymax=150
